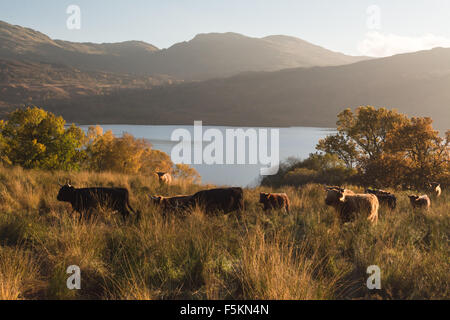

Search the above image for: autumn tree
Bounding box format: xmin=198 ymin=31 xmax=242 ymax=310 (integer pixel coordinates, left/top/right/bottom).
xmin=85 ymin=126 xmax=200 ymax=181
xmin=316 ymin=133 xmax=358 ymax=168
xmin=385 ymin=117 xmax=449 ymax=188
xmin=0 ymin=107 xmax=86 ymax=170
xmin=318 ymin=106 xmax=408 ymax=165
xmin=316 ymin=106 xmax=449 ymax=188
xmin=86 ymin=127 xmax=154 ymax=174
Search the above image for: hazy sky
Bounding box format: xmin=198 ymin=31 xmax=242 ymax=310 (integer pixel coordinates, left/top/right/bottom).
xmin=1 ymin=0 xmax=450 ymax=56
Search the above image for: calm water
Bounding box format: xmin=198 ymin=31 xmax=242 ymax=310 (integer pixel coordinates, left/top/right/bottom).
xmin=79 ymin=125 xmax=336 ymax=187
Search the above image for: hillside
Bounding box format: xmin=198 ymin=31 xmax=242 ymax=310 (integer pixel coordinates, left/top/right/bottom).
xmin=0 ymin=58 xmax=176 ymax=112
xmin=39 ymin=47 xmax=449 ymax=131
xmin=0 ymin=20 xmax=368 ymax=80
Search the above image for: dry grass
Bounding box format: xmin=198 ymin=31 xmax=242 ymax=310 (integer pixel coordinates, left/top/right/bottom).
xmin=0 ymin=246 xmax=42 ymax=299
xmin=0 ymin=165 xmax=448 ymax=300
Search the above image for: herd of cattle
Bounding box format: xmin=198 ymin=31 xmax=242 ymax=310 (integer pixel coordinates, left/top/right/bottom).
xmin=56 ymin=174 xmax=442 ymax=224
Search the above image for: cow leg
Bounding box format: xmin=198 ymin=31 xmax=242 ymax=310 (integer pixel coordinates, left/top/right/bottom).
xmin=86 ymin=208 xmax=94 ymax=221
xmin=126 ymin=199 xmax=140 ymax=221
xmin=72 ymin=209 xmax=82 ymax=222
xmin=120 ymin=207 xmax=130 ymax=222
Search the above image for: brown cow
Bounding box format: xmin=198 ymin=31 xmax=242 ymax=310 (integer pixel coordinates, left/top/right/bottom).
xmin=259 ymin=192 xmax=290 ymax=214
xmin=150 ymin=195 xmax=192 ymax=216
xmin=186 ymin=187 xmax=244 ymax=215
xmin=156 ymin=172 xmax=173 ymax=185
xmin=408 ymin=195 xmax=431 ymax=210
xmin=365 ymin=188 xmax=397 ymax=210
xmin=325 ymin=187 xmax=379 ymax=224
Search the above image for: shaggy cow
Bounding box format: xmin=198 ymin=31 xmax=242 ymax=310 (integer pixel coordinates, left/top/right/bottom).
xmin=156 ymin=172 xmax=173 ymax=185
xmin=150 ymin=194 xmax=192 ymax=216
xmin=365 ymin=188 xmax=397 ymax=210
xmin=57 ymin=182 xmax=140 ymax=221
xmin=325 ymin=187 xmax=379 ymax=224
xmin=187 ymin=187 xmax=244 ymax=215
xmin=259 ymin=192 xmax=290 ymax=214
xmin=408 ymin=195 xmax=431 ymax=210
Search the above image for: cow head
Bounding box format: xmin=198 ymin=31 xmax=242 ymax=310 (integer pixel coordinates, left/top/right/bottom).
xmin=325 ymin=188 xmax=345 ymax=206
xmin=150 ymin=195 xmax=163 ymax=205
xmin=259 ymin=192 xmax=269 ymax=203
xmin=57 ymin=182 xmax=75 ymax=202
xmin=365 ymin=188 xmax=379 ymax=194
xmin=430 ymin=182 xmax=440 ymax=190
xmin=408 ymin=195 xmax=419 ymax=204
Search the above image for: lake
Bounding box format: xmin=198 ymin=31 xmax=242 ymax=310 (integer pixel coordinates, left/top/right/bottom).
xmin=79 ymin=125 xmax=336 ymax=187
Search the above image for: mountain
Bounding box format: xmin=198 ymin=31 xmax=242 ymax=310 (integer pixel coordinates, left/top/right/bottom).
xmin=0 ymin=21 xmax=162 ymax=77
xmin=146 ymin=32 xmax=369 ymax=80
xmin=0 ymin=20 xmax=369 ymax=80
xmin=38 ymin=47 xmax=450 ymax=132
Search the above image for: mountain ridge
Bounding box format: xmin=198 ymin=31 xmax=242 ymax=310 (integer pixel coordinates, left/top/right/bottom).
xmin=0 ymin=20 xmax=370 ymax=80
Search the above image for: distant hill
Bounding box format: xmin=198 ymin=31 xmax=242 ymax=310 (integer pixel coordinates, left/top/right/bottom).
xmin=0 ymin=20 xmax=369 ymax=80
xmin=40 ymin=47 xmax=450 ymax=132
xmin=0 ymin=58 xmax=176 ymax=112
xmin=146 ymin=33 xmax=369 ymax=80
xmin=0 ymin=21 xmax=159 ymax=55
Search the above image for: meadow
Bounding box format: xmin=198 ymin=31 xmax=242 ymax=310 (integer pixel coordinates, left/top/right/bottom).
xmin=0 ymin=165 xmax=448 ymax=300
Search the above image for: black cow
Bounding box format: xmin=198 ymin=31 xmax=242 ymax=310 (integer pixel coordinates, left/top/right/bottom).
xmin=187 ymin=187 xmax=244 ymax=215
xmin=57 ymin=183 xmax=140 ymax=221
xmin=365 ymin=188 xmax=397 ymax=210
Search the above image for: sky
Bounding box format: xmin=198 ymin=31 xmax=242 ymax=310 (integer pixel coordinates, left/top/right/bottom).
xmin=1 ymin=0 xmax=450 ymax=57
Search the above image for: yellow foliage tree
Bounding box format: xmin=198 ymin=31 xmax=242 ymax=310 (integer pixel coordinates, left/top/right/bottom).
xmin=317 ymin=106 xmax=449 ymax=188
xmin=385 ymin=117 xmax=449 ymax=188
xmin=85 ymin=126 xmax=200 ymax=180
xmin=0 ymin=107 xmax=86 ymax=170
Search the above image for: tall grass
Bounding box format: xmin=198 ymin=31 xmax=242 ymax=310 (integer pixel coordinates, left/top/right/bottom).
xmin=0 ymin=165 xmax=448 ymax=300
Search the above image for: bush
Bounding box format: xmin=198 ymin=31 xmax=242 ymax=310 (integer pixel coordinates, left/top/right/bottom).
xmin=262 ymin=153 xmax=356 ymax=187
xmin=0 ymin=107 xmax=85 ymax=170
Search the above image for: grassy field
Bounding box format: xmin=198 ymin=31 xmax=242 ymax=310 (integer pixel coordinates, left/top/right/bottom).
xmin=0 ymin=165 xmax=448 ymax=300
